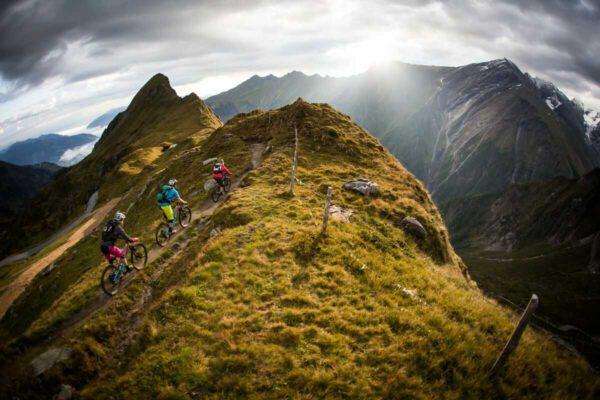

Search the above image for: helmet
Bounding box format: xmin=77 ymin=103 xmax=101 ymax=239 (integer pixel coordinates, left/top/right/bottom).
xmin=168 ymin=178 xmax=177 ymax=186
xmin=114 ymin=211 xmax=126 ymax=222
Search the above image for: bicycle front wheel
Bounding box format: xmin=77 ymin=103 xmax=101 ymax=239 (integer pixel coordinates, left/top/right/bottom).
xmin=101 ymin=264 xmax=121 ymax=295
xmin=179 ymin=206 xmax=192 ymax=228
xmin=211 ymin=187 xmax=221 ymax=203
xmin=224 ymin=177 xmax=232 ymax=193
xmin=130 ymin=243 xmax=148 ymax=270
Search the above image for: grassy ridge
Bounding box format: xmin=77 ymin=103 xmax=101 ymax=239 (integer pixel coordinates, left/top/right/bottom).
xmin=1 ymin=100 xmax=598 ymax=398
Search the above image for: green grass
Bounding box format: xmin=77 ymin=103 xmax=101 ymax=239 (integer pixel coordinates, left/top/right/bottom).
xmin=1 ymin=100 xmax=597 ymax=399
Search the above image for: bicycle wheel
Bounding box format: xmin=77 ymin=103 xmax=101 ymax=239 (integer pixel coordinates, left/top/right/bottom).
xmin=178 ymin=205 xmax=192 ymax=228
xmin=211 ymin=187 xmax=221 ymax=203
xmin=130 ymin=243 xmax=148 ymax=270
xmin=223 ymin=176 xmax=232 ymax=193
xmin=155 ymin=223 xmax=170 ymax=247
xmin=101 ymin=264 xmax=121 ymax=295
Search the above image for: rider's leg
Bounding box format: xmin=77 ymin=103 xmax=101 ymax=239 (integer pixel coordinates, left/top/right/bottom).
xmin=100 ymin=243 xmax=113 ymax=263
xmin=161 ymin=204 xmax=176 ymax=233
xmin=108 ymin=245 xmax=127 ymax=266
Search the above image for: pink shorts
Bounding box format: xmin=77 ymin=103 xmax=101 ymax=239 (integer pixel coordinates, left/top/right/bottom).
xmin=102 ymin=244 xmax=126 ymax=262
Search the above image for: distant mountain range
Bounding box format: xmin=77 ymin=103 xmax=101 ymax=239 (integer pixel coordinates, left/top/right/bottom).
xmin=0 ymin=133 xmax=97 ymax=167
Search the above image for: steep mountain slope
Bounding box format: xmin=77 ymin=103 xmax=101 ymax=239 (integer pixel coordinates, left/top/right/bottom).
xmin=0 ymin=133 xmax=97 ymax=166
xmin=0 ymin=161 xmax=60 ymax=223
xmin=444 ymin=169 xmax=600 ymax=252
xmin=443 ymin=169 xmax=600 ymax=348
xmin=0 ymin=73 xmax=222 ymax=259
xmin=0 ymin=97 xmax=598 ymax=399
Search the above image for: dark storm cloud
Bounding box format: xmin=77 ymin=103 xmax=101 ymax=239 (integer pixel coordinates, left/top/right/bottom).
xmin=0 ymin=0 xmax=271 ymax=88
xmin=0 ymin=0 xmax=598 ymax=106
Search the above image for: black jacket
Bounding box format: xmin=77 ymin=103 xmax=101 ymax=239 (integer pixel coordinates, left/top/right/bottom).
xmin=101 ymin=219 xmax=133 ymax=245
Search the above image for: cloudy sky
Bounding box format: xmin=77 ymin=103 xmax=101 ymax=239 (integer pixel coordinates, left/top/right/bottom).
xmin=1 ymin=0 xmax=599 ymax=147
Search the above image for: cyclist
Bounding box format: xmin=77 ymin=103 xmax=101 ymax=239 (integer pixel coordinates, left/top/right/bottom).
xmin=212 ymin=159 xmax=231 ymax=195
xmin=100 ymin=211 xmax=138 ymax=267
xmin=157 ymin=178 xmax=187 ymax=234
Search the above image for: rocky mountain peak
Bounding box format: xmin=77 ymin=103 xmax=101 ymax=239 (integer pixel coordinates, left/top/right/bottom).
xmin=127 ymin=73 xmax=179 ymax=112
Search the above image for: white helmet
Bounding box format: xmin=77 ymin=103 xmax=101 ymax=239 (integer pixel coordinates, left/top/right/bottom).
xmin=168 ymin=178 xmax=177 ymax=186
xmin=114 ymin=211 xmax=126 ymax=222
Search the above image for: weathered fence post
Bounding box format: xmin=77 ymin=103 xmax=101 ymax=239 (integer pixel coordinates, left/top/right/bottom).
xmin=321 ymin=186 xmax=332 ymax=234
xmin=489 ymin=294 xmax=539 ymax=377
xmin=290 ymin=125 xmax=299 ymax=196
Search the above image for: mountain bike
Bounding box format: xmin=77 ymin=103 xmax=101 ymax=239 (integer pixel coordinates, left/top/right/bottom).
xmin=155 ymin=203 xmax=192 ymax=247
xmin=100 ymin=242 xmax=147 ymax=295
xmin=211 ymin=175 xmax=231 ymax=203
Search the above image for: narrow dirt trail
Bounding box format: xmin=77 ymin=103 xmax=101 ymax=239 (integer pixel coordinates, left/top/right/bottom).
xmin=0 ymin=198 xmax=121 ymax=319
xmin=145 ymin=143 xmax=266 ymax=264
xmin=53 ymin=142 xmax=267 ymax=339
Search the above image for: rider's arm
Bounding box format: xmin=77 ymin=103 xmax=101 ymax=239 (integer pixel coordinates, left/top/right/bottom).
xmin=222 ymin=164 xmax=231 ymax=175
xmin=115 ymin=225 xmax=134 ymax=243
xmin=172 ymin=188 xmax=187 ymax=204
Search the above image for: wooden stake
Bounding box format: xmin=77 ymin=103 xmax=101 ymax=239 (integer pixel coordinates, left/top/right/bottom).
xmin=489 ymin=294 xmax=539 ymax=377
xmin=290 ymin=125 xmax=299 ymax=195
xmin=322 ymin=186 xmax=332 ymax=234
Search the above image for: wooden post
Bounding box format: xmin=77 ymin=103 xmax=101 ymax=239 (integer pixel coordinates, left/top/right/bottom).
xmin=290 ymin=125 xmax=299 ymax=195
xmin=321 ymin=186 xmax=332 ymax=234
xmin=489 ymin=294 xmax=539 ymax=377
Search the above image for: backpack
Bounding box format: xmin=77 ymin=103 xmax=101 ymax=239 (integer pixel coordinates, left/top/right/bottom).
xmin=156 ymin=185 xmax=170 ymax=204
xmin=102 ymin=220 xmax=117 ymax=242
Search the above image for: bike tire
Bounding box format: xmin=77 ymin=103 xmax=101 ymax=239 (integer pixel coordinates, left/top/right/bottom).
xmin=155 ymin=223 xmax=170 ymax=247
xmin=179 ymin=205 xmax=192 ymax=228
xmin=101 ymin=264 xmax=121 ymax=296
xmin=224 ymin=176 xmax=232 ymax=193
xmin=130 ymin=243 xmax=148 ymax=270
xmin=211 ymin=187 xmax=221 ymax=203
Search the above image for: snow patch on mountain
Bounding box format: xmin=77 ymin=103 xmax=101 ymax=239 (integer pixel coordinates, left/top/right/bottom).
xmin=584 ymin=109 xmax=600 ymax=136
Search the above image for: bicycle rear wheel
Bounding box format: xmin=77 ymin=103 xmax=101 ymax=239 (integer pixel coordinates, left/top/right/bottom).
xmin=155 ymin=223 xmax=170 ymax=247
xmin=101 ymin=264 xmax=121 ymax=295
xmin=178 ymin=205 xmax=192 ymax=228
xmin=130 ymin=243 xmax=147 ymax=270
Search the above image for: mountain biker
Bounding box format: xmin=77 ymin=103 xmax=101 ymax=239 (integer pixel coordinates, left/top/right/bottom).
xmin=100 ymin=211 xmax=138 ymax=266
xmin=157 ymin=178 xmax=187 ymax=233
xmin=212 ymin=160 xmax=231 ymax=194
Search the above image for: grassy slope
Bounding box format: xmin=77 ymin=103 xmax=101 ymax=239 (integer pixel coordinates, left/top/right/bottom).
xmin=0 ymin=100 xmax=597 ymax=399
xmin=2 ymin=101 xmax=596 ymax=399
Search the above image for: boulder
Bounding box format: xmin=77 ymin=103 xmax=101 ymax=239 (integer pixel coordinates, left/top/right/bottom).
xmin=204 ymin=178 xmax=217 ymax=191
xmin=329 ymin=205 xmax=353 ymax=223
xmin=342 ymin=179 xmax=379 ymax=196
xmin=30 ymin=347 xmax=72 ymax=376
xmin=400 ymin=216 xmax=427 ymax=239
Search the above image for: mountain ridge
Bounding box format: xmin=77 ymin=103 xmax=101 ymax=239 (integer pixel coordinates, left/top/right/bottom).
xmin=0 ymin=80 xmax=597 ymax=398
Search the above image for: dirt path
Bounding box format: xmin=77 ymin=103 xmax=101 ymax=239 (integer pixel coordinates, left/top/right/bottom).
xmin=0 ymin=198 xmax=121 ymax=319
xmin=53 ymin=142 xmax=267 ymax=338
